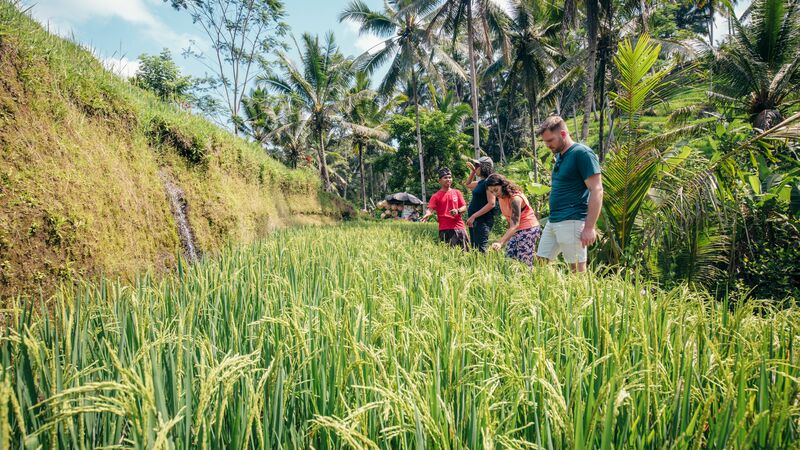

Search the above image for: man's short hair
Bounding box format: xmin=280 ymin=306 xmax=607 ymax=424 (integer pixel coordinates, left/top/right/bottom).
xmin=537 ymin=115 xmax=567 ymax=136
xmin=437 ymin=167 xmax=452 ymax=178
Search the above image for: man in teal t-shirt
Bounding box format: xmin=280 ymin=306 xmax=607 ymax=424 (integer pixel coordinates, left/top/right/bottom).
xmin=535 ymin=116 xmax=603 ymax=272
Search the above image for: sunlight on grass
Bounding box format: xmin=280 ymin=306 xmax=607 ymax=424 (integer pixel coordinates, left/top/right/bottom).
xmin=1 ymin=223 xmax=798 ymax=449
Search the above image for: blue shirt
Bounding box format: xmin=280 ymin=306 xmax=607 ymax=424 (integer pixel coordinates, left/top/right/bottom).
xmin=549 ymin=143 xmax=601 ymax=222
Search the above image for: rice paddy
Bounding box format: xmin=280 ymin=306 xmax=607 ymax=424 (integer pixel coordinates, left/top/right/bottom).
xmin=1 ymin=223 xmax=799 ymax=449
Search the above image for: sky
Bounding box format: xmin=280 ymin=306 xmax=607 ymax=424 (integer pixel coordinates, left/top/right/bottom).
xmin=26 ymin=0 xmax=387 ymax=79
xmin=25 ymin=0 xmax=748 ymax=83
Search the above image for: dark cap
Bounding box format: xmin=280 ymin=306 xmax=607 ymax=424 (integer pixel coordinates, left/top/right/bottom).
xmin=437 ymin=167 xmax=452 ymax=178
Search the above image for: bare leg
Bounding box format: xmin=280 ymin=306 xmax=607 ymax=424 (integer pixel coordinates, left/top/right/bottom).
xmin=570 ymin=262 xmax=588 ymax=273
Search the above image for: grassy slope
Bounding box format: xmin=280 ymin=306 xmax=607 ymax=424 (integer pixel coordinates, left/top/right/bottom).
xmin=0 ymin=3 xmax=350 ymax=299
xmin=3 ymin=223 xmax=798 ymax=448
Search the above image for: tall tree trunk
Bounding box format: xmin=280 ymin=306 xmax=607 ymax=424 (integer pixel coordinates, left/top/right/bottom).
xmin=496 ymin=117 xmax=507 ymax=164
xmin=598 ymin=51 xmax=607 ymax=160
xmin=467 ymin=2 xmax=481 ymax=158
xmin=501 ymin=82 xmax=515 ymax=163
xmin=598 ymin=0 xmax=611 ymax=161
xmin=606 ymin=111 xmax=615 ymax=151
xmin=528 ymin=101 xmax=540 ymax=183
xmin=727 ymin=12 xmax=733 ymax=35
xmin=369 ymin=164 xmax=374 ymax=201
xmin=318 ymin=128 xmax=332 ymax=191
xmin=581 ymin=0 xmax=600 ymax=142
xmin=639 ymin=0 xmax=649 ymax=32
xmin=359 ymin=142 xmax=367 ymax=211
xmin=413 ymin=68 xmax=427 ymax=202
xmin=708 ymin=3 xmax=715 ymax=95
xmin=573 ymin=104 xmax=579 ymax=135
xmin=491 ymin=80 xmax=506 ymax=164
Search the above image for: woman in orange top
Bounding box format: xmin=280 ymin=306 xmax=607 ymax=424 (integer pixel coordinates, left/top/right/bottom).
xmin=485 ymin=174 xmax=542 ymax=266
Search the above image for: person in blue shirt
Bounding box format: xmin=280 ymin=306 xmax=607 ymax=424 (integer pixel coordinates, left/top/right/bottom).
xmin=463 ymin=156 xmax=498 ymax=252
xmin=535 ymin=116 xmax=604 ymax=272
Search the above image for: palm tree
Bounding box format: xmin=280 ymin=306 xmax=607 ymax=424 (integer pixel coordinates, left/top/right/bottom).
xmin=266 ymin=96 xmax=313 ymax=169
xmin=602 ymin=34 xmax=697 ymax=263
xmin=573 ymin=0 xmax=601 ymax=142
xmin=572 ymin=0 xmax=613 ymax=146
xmin=240 ymin=88 xmax=278 ymax=145
xmin=714 ymin=0 xmax=800 ymax=130
xmin=500 ymin=0 xmax=559 ymax=181
xmin=262 ymin=32 xmax=356 ymax=191
xmin=429 ymin=87 xmax=473 ymax=129
xmin=342 ymin=72 xmax=394 ymax=210
xmin=340 ymin=0 xmax=464 ymax=201
xmin=694 ymin=0 xmax=740 ymax=51
xmin=240 ymin=88 xmax=308 ymax=169
xmin=417 ymin=0 xmax=510 ymax=158
xmin=689 ymin=0 xmax=739 ymax=98
xmin=241 ymin=89 xmax=311 ymax=167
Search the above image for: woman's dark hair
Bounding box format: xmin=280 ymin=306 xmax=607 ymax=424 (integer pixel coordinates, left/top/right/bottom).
xmin=485 ymin=173 xmax=521 ymax=198
xmin=478 ymin=160 xmax=494 ymax=177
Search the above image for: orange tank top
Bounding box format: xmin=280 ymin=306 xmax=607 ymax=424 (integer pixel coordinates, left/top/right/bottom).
xmin=499 ymin=193 xmax=539 ymax=230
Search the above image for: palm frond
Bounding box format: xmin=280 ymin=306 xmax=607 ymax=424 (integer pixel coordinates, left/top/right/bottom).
xmin=354 ymin=39 xmax=398 ymax=75
xmin=339 ymin=0 xmax=396 ymax=38
xmin=340 ymin=122 xmax=390 ymax=140
xmin=640 ymin=120 xmax=715 ymax=149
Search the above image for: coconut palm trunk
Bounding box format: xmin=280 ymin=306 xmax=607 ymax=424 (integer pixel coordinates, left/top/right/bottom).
xmin=528 ymin=99 xmax=540 ymax=183
xmin=466 ymin=2 xmax=481 ymax=158
xmin=359 ymin=142 xmax=367 ymax=211
xmin=412 ymin=68 xmax=427 ymax=202
xmin=581 ymin=0 xmax=600 ymax=141
xmin=708 ymin=2 xmax=715 ymax=95
xmin=598 ymin=43 xmax=608 ymax=161
xmin=597 ymin=0 xmax=612 ymax=161
xmin=317 ymin=125 xmax=332 ymax=191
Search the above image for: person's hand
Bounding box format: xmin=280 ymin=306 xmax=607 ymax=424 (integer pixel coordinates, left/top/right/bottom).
xmin=420 ymin=214 xmax=430 ymax=223
xmin=466 ymin=161 xmax=476 ymax=173
xmin=466 ymin=216 xmax=475 ymax=227
xmin=490 ymin=241 xmax=503 ymax=251
xmin=449 ymin=208 xmax=460 ymax=216
xmin=580 ymin=226 xmax=597 ymax=247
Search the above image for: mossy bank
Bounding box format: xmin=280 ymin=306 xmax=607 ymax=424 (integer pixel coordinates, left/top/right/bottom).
xmin=0 ymin=2 xmax=352 ymax=300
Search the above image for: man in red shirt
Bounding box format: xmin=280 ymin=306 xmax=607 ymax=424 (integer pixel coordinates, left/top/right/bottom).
xmin=421 ymin=167 xmax=469 ymax=250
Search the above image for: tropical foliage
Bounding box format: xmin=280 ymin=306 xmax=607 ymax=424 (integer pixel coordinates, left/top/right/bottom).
xmin=133 ymin=49 xmax=194 ymax=102
xmin=4 ymin=1 xmax=800 ymax=448
xmin=261 ymin=33 xmax=356 ymax=191
xmin=231 ymin=0 xmax=800 ymax=300
xmin=714 ymin=0 xmax=800 ymax=130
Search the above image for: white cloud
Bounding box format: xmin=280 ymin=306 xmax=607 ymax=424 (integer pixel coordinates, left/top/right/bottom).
xmin=103 ymin=56 xmax=140 ymax=78
xmin=31 ymin=0 xmax=161 ymax=28
xmin=29 ymin=0 xmax=201 ymax=55
xmin=343 ymin=19 xmax=386 ymax=54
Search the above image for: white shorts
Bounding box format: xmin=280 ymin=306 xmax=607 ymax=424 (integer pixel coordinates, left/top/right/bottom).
xmin=536 ymin=220 xmax=587 ymax=264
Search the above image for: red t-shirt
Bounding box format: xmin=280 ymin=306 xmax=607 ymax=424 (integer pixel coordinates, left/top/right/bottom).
xmin=428 ymin=188 xmax=466 ymax=231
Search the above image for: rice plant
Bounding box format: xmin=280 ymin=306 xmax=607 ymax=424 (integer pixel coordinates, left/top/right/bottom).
xmin=1 ymin=222 xmax=799 ymax=449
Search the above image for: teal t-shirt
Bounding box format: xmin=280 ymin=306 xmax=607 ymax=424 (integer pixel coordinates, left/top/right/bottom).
xmin=549 ymin=143 xmax=601 ymax=222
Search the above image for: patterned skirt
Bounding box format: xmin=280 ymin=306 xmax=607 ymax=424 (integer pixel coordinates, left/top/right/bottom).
xmin=506 ymin=226 xmax=542 ymax=267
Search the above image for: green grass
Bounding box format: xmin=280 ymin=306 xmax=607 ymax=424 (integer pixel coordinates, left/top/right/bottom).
xmin=0 ymin=2 xmax=347 ymax=299
xmin=2 ymin=223 xmax=798 ymax=449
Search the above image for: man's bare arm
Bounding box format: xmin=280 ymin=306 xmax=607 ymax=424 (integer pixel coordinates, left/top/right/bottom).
xmin=581 ymin=174 xmax=603 ymax=246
